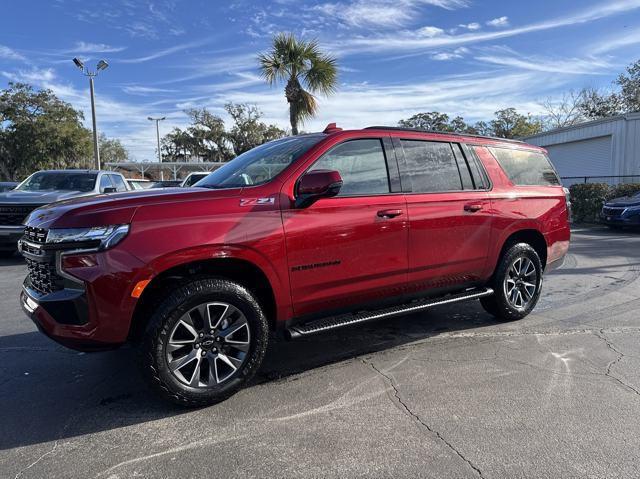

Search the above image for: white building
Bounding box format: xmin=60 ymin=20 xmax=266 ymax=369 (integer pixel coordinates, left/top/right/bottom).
xmin=524 ymin=112 xmax=640 ymax=185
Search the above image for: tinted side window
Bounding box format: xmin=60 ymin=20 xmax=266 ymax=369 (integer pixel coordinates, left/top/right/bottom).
xmin=465 ymin=146 xmax=490 ymax=189
xmin=451 ymin=143 xmax=474 ymax=190
xmin=400 ymin=140 xmax=462 ymax=192
xmin=110 ymin=175 xmax=128 ymax=192
xmin=310 ymin=139 xmax=390 ymax=196
xmin=99 ymin=175 xmax=113 ymax=192
xmin=488 ymin=147 xmax=560 ymax=186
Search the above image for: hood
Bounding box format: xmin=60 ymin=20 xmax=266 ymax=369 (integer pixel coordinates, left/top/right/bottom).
xmin=24 ymin=187 xmax=242 ymax=230
xmin=0 ymin=189 xmax=90 ymax=205
xmin=605 ymin=195 xmax=640 ymax=208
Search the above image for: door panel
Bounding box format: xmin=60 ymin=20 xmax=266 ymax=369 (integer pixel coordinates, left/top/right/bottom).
xmin=405 ymin=192 xmax=492 ymax=290
xmin=397 ymin=139 xmax=493 ymax=291
xmin=282 ymin=196 xmax=408 ymax=317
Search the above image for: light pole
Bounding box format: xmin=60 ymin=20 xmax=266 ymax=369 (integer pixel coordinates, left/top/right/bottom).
xmin=73 ymin=57 xmax=109 ymax=170
xmin=148 ymin=116 xmax=166 ymax=180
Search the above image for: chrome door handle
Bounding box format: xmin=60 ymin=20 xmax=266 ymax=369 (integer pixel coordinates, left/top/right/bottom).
xmin=377 ymin=209 xmax=403 ymax=218
xmin=464 ymin=203 xmax=483 ymax=212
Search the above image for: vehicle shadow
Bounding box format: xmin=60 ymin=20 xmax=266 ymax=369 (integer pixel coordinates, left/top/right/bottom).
xmin=0 ymin=301 xmax=498 ymax=451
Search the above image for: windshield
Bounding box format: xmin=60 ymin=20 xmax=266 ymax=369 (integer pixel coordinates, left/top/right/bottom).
xmin=17 ymin=172 xmax=97 ymax=192
xmin=196 ymin=135 xmax=325 ymax=189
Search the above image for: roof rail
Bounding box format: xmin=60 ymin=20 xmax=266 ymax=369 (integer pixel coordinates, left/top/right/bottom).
xmin=364 ymin=126 xmax=525 ymax=144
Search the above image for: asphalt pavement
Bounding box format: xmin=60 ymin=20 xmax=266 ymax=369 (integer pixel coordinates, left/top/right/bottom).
xmin=0 ymin=226 xmax=639 ymax=478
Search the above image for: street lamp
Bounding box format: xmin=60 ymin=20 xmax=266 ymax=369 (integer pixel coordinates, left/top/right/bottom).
xmin=148 ymin=116 xmax=166 ymax=180
xmin=73 ymin=57 xmax=109 ymax=170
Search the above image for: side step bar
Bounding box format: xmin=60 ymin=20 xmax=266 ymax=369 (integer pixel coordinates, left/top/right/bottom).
xmin=287 ymin=287 xmax=494 ymax=339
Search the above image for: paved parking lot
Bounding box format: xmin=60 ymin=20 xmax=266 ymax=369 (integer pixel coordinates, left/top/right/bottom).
xmin=1 ymin=226 xmax=639 ymax=478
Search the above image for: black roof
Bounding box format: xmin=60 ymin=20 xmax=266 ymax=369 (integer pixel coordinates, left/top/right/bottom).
xmin=364 ymin=126 xmax=524 ymax=144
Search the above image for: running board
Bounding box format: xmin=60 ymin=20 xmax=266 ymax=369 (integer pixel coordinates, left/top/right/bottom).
xmin=286 ymin=287 xmax=494 ymax=339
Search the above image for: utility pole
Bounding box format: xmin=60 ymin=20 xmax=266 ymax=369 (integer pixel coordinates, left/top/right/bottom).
xmin=73 ymin=58 xmax=109 ymax=170
xmin=148 ymin=117 xmax=166 ymax=180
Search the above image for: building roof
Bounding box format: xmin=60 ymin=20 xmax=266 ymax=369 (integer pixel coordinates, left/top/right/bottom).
xmin=524 ymin=111 xmax=640 ymax=140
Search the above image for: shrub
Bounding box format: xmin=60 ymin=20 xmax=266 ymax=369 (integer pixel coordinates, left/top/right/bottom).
xmin=569 ymin=183 xmax=610 ymax=223
xmin=609 ymin=183 xmax=640 ymax=200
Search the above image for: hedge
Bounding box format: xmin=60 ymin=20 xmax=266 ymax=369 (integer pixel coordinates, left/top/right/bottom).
xmin=569 ymin=183 xmax=640 ymax=223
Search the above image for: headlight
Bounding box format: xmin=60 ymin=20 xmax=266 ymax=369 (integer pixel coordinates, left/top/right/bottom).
xmin=46 ymin=224 xmax=130 ymax=250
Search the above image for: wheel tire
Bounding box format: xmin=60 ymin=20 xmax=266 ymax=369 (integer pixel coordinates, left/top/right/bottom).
xmin=140 ymin=278 xmax=269 ymax=407
xmin=480 ymin=243 xmax=543 ymax=322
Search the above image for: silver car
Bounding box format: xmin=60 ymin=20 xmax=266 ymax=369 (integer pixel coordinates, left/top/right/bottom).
xmin=0 ymin=170 xmax=129 ymax=255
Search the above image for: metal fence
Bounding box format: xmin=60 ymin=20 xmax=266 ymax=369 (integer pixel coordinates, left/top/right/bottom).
xmin=561 ymin=175 xmax=640 ymax=186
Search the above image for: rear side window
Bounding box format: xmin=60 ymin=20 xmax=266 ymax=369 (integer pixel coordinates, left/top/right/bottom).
xmin=400 ymin=140 xmax=462 ymax=192
xmin=451 ymin=143 xmax=474 ymax=190
xmin=310 ymin=139 xmax=390 ymax=196
xmin=488 ymin=147 xmax=560 ymax=186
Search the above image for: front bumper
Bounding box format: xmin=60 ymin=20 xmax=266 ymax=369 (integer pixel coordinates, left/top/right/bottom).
xmin=0 ymin=225 xmax=24 ymax=250
xmin=20 ymin=283 xmax=117 ymax=351
xmin=600 ymin=209 xmax=640 ymax=226
xmin=19 ymin=242 xmax=149 ymax=352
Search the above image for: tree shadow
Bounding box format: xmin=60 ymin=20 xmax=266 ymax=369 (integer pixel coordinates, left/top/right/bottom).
xmin=0 ymin=301 xmax=497 ymax=451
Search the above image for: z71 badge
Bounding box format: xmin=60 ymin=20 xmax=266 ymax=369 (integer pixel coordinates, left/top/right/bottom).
xmin=239 ymin=197 xmax=276 ymax=207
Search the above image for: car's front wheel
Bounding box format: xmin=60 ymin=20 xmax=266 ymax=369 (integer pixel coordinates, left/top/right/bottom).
xmin=140 ymin=278 xmax=269 ymax=407
xmin=480 ymin=243 xmax=543 ymax=321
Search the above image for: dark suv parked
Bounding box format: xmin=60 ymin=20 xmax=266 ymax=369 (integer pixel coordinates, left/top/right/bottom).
xmin=19 ymin=125 xmax=570 ymax=406
xmin=601 ymin=190 xmax=640 ymax=228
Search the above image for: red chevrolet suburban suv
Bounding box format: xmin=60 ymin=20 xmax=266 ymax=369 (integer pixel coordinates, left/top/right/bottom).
xmin=19 ymin=125 xmax=570 ymax=406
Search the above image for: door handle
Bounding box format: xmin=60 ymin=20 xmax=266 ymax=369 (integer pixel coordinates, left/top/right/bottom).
xmin=377 ymin=209 xmax=403 ymax=219
xmin=464 ymin=203 xmax=483 ymax=212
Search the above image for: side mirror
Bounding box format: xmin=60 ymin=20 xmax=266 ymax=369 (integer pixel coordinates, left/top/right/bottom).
xmin=295 ymin=169 xmax=343 ymax=208
xmin=102 ymin=187 xmax=117 ymax=194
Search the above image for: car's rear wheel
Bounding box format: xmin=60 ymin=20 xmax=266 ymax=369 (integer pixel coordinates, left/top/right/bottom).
xmin=480 ymin=243 xmax=543 ymax=321
xmin=140 ymin=278 xmax=268 ymax=407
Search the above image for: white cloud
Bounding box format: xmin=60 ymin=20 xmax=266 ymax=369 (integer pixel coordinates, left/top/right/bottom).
xmin=592 ymin=28 xmax=640 ymax=53
xmin=417 ymin=26 xmax=445 ymax=37
xmin=71 ymin=42 xmax=127 ymax=53
xmin=459 ymin=22 xmax=481 ymax=30
xmin=431 ymin=46 xmax=469 ymax=60
xmin=487 ymin=16 xmax=509 ymax=27
xmin=312 ymin=0 xmax=468 ymax=29
xmin=332 ymin=0 xmax=640 ymax=54
xmin=475 ymin=47 xmax=613 ymax=75
xmin=0 ymin=45 xmax=25 ymax=61
xmin=122 ymin=86 xmax=178 ymax=95
xmin=118 ymin=38 xmax=214 ymax=64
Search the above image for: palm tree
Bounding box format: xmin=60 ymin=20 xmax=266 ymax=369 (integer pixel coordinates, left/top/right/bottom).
xmin=258 ymin=33 xmax=337 ymax=135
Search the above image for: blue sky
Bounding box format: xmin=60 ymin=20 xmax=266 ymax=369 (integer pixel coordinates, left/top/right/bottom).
xmin=2 ymin=0 xmax=640 ymax=161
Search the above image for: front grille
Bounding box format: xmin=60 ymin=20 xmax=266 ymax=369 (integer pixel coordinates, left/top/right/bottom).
xmin=602 ymin=206 xmax=626 ymax=218
xmin=23 ymin=226 xmax=48 ymax=244
xmin=22 ymin=226 xmax=64 ymax=295
xmin=25 ymin=257 xmax=64 ymax=295
xmin=0 ymin=204 xmax=41 ymax=226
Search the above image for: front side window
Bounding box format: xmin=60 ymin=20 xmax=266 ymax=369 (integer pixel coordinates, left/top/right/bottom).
xmin=488 ymin=147 xmax=560 ymax=186
xmin=309 ymin=139 xmax=390 ymax=196
xmin=110 ymin=175 xmax=128 ymax=192
xmin=400 ymin=140 xmax=462 ymax=192
xmin=17 ymin=172 xmax=98 ymax=192
xmin=99 ymin=175 xmax=113 ymax=192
